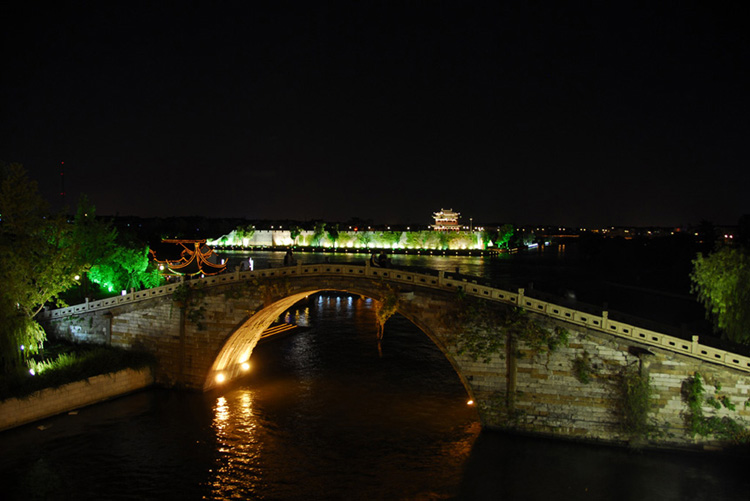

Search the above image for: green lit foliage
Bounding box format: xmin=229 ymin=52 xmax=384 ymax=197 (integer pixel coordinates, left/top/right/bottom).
xmin=495 ymin=224 xmax=514 ymax=249
xmin=443 ymin=295 xmax=568 ymax=363
xmin=288 ymin=224 xmax=302 ymax=246
xmin=618 ymin=364 xmax=655 ymax=440
xmin=72 ymin=197 xmax=162 ymax=295
xmin=451 ymin=231 xmax=476 ymax=250
xmin=214 ymin=226 xmax=517 ymax=252
xmin=0 ymin=163 xmax=96 ymax=372
xmin=379 ymin=231 xmax=403 ymax=248
xmin=235 ymin=224 xmax=256 ymax=242
xmin=72 ymin=197 xmax=161 ymax=295
xmin=0 ymin=306 xmax=46 ymax=373
xmin=72 ymin=196 xmax=118 ymax=268
xmin=437 ymin=231 xmax=452 ymax=250
xmin=0 ymin=342 xmax=155 ymax=401
xmin=336 ymin=231 xmax=356 ymax=248
xmin=88 ymin=244 xmax=162 ymax=294
xmin=311 ymin=222 xmax=326 ymax=246
xmin=356 ymin=231 xmax=374 ymax=248
xmin=405 ymin=231 xmax=428 ymax=249
xmin=682 ymin=372 xmax=749 ymax=443
xmin=690 ymin=246 xmax=750 ymax=343
xmin=325 ymin=224 xmax=340 ymax=247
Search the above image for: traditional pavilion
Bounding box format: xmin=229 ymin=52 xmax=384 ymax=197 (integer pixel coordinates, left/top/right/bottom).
xmin=432 ymin=208 xmax=461 ymax=231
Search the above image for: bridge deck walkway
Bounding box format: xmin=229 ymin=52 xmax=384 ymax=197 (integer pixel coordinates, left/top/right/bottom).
xmin=42 ymin=262 xmax=750 ymax=374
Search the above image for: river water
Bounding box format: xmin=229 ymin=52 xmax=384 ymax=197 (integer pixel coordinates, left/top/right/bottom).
xmin=1 ymin=248 xmax=748 ymax=499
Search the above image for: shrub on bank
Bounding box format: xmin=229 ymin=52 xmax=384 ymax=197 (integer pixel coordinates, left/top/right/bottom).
xmin=0 ymin=343 xmax=155 ymax=401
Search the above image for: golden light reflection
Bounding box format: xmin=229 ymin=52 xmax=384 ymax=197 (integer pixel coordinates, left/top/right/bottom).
xmin=209 ymin=390 xmax=262 ymax=499
xmin=241 ymin=362 xmax=251 ymax=371
xmin=214 ymin=396 xmax=229 ymax=428
xmin=240 ymin=391 xmax=255 ymax=422
xmin=216 ymin=372 xmax=226 ymax=383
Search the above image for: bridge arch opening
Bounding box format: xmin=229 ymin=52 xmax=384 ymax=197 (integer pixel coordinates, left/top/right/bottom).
xmin=204 ymin=289 xmax=475 ymax=405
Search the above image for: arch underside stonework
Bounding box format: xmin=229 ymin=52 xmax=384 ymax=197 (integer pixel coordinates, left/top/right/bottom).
xmin=203 ymin=282 xmax=470 ymax=398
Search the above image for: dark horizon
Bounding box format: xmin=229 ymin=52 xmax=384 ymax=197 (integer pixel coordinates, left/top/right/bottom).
xmin=3 ymin=3 xmax=748 ymax=228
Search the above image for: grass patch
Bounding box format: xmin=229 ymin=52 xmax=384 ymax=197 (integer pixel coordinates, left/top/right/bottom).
xmin=0 ymin=341 xmax=155 ymax=401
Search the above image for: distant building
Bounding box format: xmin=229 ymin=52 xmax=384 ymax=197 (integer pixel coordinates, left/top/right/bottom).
xmin=433 ymin=208 xmax=461 ymax=231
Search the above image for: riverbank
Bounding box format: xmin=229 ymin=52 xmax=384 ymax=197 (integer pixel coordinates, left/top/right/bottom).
xmin=0 ymin=367 xmax=153 ymax=432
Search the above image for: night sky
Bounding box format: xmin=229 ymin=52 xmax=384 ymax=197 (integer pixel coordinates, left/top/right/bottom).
xmin=2 ymin=2 xmax=748 ymax=228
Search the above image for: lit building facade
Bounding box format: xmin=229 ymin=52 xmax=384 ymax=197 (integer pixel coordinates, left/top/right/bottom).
xmin=432 ymin=208 xmax=461 ymax=231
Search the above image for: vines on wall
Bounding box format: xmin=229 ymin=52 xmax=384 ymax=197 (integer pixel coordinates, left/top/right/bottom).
xmin=441 ymin=294 xmax=568 ymax=363
xmin=171 ymin=283 xmax=207 ymax=330
xmin=616 ymin=362 xmax=655 ymax=443
xmin=682 ymin=372 xmax=750 ymax=444
xmin=572 ymin=350 xmax=596 ymax=384
xmin=373 ymin=284 xmax=399 ymax=341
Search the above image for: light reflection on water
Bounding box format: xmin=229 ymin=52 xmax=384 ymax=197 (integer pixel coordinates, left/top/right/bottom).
xmin=1 ymin=290 xmax=747 ymax=499
xmin=202 ymin=293 xmax=481 ymax=499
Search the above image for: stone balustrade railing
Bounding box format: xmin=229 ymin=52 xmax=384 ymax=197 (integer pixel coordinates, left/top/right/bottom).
xmin=43 ymin=262 xmax=750 ymax=373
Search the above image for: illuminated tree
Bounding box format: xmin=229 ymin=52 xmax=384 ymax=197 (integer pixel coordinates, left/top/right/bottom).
xmin=452 ymin=231 xmax=475 ymax=249
xmin=288 ymin=224 xmax=302 ymax=246
xmin=356 ymin=231 xmax=374 ymax=248
xmin=690 ymin=246 xmax=750 ymax=344
xmin=311 ymin=222 xmax=326 ymax=246
xmin=437 ymin=231 xmax=452 ymax=250
xmin=495 ymin=224 xmax=514 ymax=249
xmin=87 ymin=244 xmax=162 ymax=294
xmin=379 ymin=231 xmax=402 ymax=248
xmin=0 ymin=164 xmax=87 ymax=371
xmin=325 ymin=224 xmax=339 ymax=247
xmin=235 ymin=224 xmax=255 ymax=245
xmin=405 ymin=231 xmax=428 ymax=249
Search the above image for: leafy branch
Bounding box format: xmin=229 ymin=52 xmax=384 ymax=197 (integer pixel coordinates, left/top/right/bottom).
xmin=682 ymin=372 xmax=749 ymax=443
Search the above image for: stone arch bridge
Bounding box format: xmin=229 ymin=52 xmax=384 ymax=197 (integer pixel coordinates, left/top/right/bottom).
xmin=43 ymin=262 xmax=750 ymax=449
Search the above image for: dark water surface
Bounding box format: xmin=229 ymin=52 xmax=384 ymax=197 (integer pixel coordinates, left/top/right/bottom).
xmin=2 ymin=250 xmax=747 ymax=499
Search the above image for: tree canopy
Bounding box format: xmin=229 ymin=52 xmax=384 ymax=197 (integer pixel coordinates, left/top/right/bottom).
xmin=0 ymin=164 xmax=91 ymax=370
xmin=495 ymin=224 xmax=514 ymax=249
xmin=690 ymin=245 xmax=750 ymax=344
xmin=0 ymin=163 xmax=147 ymax=372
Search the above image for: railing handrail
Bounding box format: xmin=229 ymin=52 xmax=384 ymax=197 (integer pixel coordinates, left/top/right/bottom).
xmin=41 ymin=263 xmax=750 ymax=373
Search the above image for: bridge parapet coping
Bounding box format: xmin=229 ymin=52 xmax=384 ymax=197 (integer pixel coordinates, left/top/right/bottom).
xmin=42 ymin=263 xmax=750 ymax=373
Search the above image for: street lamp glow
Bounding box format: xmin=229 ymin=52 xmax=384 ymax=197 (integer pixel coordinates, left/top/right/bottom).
xmin=215 ymin=372 xmax=226 ymax=383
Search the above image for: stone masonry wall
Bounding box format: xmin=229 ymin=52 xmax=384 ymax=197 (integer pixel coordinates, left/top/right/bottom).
xmin=0 ymin=367 xmax=153 ymax=431
xmin=399 ymin=290 xmax=750 ymax=450
xmin=455 ymin=318 xmax=750 ymax=450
